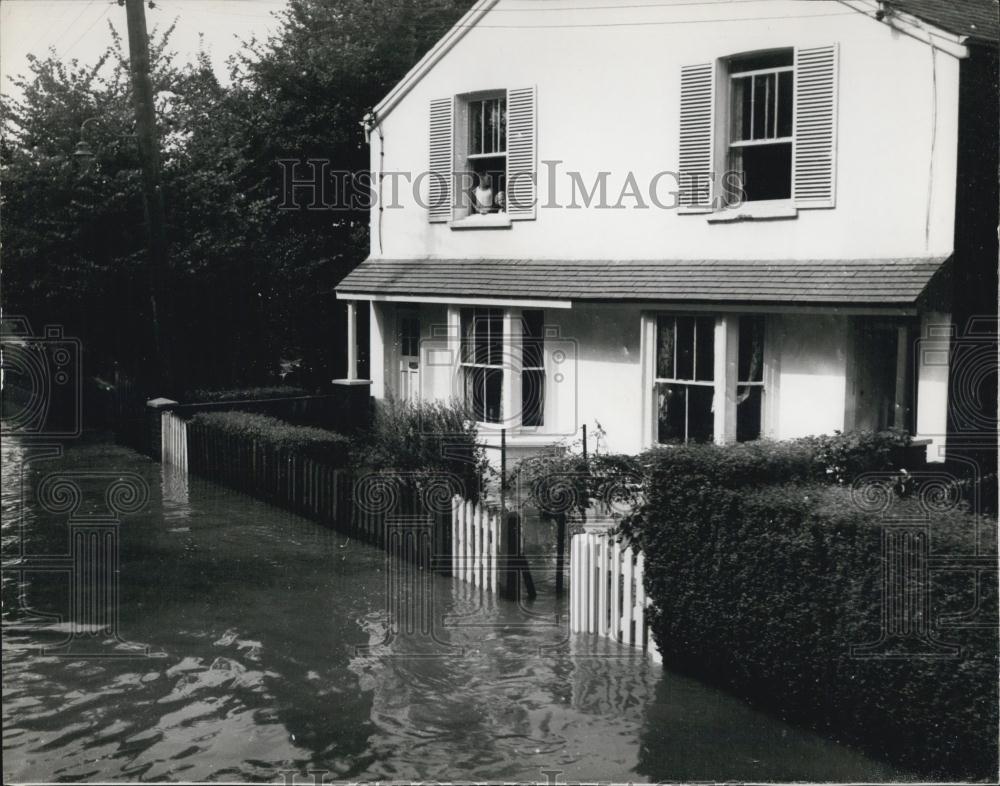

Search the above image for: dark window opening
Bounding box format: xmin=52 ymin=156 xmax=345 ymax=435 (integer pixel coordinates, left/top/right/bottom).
xmin=736 ymin=315 xmax=765 ymax=442
xmin=521 ymin=310 xmax=545 ymax=427
xmin=728 ymin=49 xmax=794 ymax=203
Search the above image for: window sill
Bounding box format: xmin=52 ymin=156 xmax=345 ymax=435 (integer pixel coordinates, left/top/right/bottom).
xmin=450 ymin=214 xmax=512 ymax=230
xmin=706 ymin=202 xmax=798 ymax=223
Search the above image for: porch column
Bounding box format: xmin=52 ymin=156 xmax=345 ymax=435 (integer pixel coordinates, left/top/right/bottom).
xmin=346 ymin=300 xmax=358 ymax=381
xmin=370 ymin=301 xmax=386 ymax=398
xmin=916 ymin=311 xmax=952 ymax=463
xmin=713 ymin=315 xmax=738 ymax=444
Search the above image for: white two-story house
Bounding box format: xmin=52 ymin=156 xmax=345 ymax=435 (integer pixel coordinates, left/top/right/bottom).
xmin=335 ymin=0 xmax=999 ymax=462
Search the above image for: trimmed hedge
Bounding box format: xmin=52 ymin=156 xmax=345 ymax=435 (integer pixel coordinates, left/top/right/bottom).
xmin=634 ymin=446 xmax=998 ymax=780
xmin=186 ymin=385 xmax=309 ymax=403
xmin=188 ymin=410 xmax=350 ymax=464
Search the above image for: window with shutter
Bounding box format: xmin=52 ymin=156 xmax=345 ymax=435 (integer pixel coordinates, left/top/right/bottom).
xmin=793 ymin=44 xmax=839 ymax=209
xmin=678 ymin=63 xmax=716 ymax=212
xmin=428 ymin=97 xmax=453 ymax=223
xmin=506 ymin=86 xmax=537 ymax=220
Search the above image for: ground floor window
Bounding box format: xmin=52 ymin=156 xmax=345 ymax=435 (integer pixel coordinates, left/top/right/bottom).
xmin=655 ymin=315 xmax=715 ymax=443
xmin=459 ymin=307 xmax=545 ymax=428
xmin=653 ymin=313 xmax=766 ymax=444
xmin=461 ymin=307 xmax=504 ymax=423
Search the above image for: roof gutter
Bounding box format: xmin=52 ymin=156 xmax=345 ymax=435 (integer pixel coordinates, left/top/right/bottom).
xmin=838 ymin=0 xmax=970 ymax=58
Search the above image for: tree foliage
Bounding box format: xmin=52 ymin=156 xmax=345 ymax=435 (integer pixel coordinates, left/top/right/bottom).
xmin=2 ymin=1 xmax=472 ymax=392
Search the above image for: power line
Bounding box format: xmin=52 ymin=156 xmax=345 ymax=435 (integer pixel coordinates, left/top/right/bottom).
xmin=60 ymin=1 xmax=113 ymax=58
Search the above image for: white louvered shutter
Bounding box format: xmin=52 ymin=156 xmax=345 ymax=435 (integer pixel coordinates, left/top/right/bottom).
xmin=506 ymin=86 xmax=537 ymax=220
xmin=793 ymin=44 xmax=839 ymax=209
xmin=678 ymin=62 xmax=716 ymax=212
xmin=428 ymin=97 xmax=453 ymax=222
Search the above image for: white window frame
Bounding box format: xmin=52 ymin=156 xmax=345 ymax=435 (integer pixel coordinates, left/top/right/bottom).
xmin=725 ymin=52 xmax=795 ymax=206
xmin=642 ymin=312 xmax=768 ymax=447
xmin=652 ymin=315 xmax=716 ymax=444
xmin=454 ymin=306 xmax=546 ymax=430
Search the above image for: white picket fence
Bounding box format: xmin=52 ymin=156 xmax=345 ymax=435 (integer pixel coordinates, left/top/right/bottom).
xmin=451 ymin=495 xmax=500 ymax=592
xmin=161 ymin=411 xmax=188 ymax=472
xmin=570 ymin=531 xmax=660 ymax=661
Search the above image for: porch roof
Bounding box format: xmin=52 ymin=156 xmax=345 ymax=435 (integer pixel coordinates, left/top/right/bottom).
xmin=335 ymin=256 xmax=949 ymax=307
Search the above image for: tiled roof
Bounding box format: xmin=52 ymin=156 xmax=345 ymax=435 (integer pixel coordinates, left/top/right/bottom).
xmin=893 ymin=0 xmax=998 ymax=43
xmin=336 ymin=257 xmax=949 ymax=306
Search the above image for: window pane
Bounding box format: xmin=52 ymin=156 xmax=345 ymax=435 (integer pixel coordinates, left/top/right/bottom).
xmin=676 ymin=316 xmax=695 ymax=380
xmin=460 ymin=308 xmax=473 ymax=363
xmin=465 ymin=366 xmax=482 ymax=421
xmin=484 ymin=367 xmax=502 ymax=423
xmin=737 ymin=385 xmax=763 ymax=442
xmin=688 ymin=386 xmax=714 ymax=443
xmin=657 ymin=383 xmax=714 ymax=444
xmin=488 ymin=309 xmax=503 ymax=366
xmin=738 ymin=316 xmax=765 ymax=382
xmin=499 ymin=100 xmax=507 ymax=152
xmin=656 ymin=316 xmax=675 ymax=378
xmin=777 ymin=70 xmax=793 ymax=138
xmin=752 ymin=74 xmax=773 ymax=140
xmin=521 ymin=368 xmax=544 ymax=427
xmin=656 ymin=383 xmax=686 ymax=444
xmin=522 ymin=310 xmax=544 ymax=369
xmin=695 ymin=316 xmax=715 ymax=381
xmin=731 ymin=76 xmax=752 ymax=142
xmin=736 ymin=142 xmax=792 ymax=201
xmin=470 ymin=101 xmax=483 ymax=155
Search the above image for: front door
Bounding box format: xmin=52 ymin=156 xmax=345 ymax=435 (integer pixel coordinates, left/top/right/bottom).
xmin=398 ymin=310 xmax=420 ymax=400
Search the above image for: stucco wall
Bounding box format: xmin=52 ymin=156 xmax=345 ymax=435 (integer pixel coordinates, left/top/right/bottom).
xmin=374 ymin=302 xmax=854 ymax=454
xmin=369 ymin=0 xmax=960 ymax=262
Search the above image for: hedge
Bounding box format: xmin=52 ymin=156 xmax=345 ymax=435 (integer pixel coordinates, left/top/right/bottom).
xmin=635 ymin=454 xmax=998 ymax=780
xmin=188 ymin=410 xmax=351 ymax=465
xmin=186 ymin=385 xmax=308 ymax=403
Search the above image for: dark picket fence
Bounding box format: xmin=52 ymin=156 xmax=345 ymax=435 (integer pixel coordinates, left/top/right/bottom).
xmin=184 ymin=419 xmax=452 ymax=561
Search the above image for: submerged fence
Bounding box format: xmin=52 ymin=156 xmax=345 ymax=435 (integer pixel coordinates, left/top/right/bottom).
xmin=570 ymin=530 xmax=660 ymax=661
xmin=451 ymin=496 xmax=500 ymax=593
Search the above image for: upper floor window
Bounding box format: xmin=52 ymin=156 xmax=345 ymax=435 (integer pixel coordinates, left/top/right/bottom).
xmin=465 ymin=94 xmax=507 ymax=215
xmin=728 ymin=50 xmax=793 ymax=202
xmin=677 ymin=45 xmax=838 ymax=213
xmin=427 ymin=87 xmax=537 ymax=223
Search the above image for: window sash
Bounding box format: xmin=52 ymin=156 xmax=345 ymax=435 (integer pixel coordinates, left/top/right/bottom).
xmin=655 ymin=315 xmax=714 ymax=383
xmin=730 ymin=68 xmax=792 ymax=144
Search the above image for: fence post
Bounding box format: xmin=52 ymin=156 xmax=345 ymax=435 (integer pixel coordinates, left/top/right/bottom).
xmin=610 ymin=538 xmax=621 ymax=642
xmin=622 ymin=545 xmax=635 ymax=646
xmin=598 ymin=534 xmax=609 ymax=636
xmin=634 ymin=551 xmax=646 ymax=651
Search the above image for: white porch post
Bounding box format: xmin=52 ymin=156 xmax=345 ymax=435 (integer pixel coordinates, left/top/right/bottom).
xmin=346 ymin=300 xmax=358 ymax=381
xmin=916 ymin=311 xmax=952 ymax=462
xmin=713 ymin=315 xmax=739 ymax=444
xmin=370 ymin=301 xmax=386 ymax=398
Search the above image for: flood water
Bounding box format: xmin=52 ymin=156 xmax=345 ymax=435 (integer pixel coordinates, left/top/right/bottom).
xmin=2 ymin=438 xmax=908 ymax=782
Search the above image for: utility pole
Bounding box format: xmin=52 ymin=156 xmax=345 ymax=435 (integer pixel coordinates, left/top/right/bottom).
xmin=122 ymin=0 xmax=170 ymax=388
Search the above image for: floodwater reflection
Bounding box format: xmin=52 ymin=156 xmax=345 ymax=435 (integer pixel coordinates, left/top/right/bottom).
xmin=2 ymin=439 xmax=908 ymax=782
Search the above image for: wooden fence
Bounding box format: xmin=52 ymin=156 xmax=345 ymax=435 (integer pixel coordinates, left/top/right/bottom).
xmin=451 ymin=496 xmax=500 ymax=593
xmin=570 ymin=530 xmax=660 ymax=661
xmin=161 ymin=411 xmax=188 ymax=471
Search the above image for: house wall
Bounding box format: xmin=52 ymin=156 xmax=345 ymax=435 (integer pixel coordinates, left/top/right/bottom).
xmin=374 ymin=301 xmax=853 ymax=455
xmin=369 ymin=0 xmax=960 ymax=261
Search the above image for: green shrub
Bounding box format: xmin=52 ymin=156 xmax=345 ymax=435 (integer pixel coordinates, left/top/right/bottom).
xmin=186 ymin=385 xmax=309 ymax=403
xmin=189 ymin=410 xmax=350 ymax=464
xmin=637 ymin=477 xmax=998 ymax=780
xmin=354 ymin=396 xmax=485 ymax=500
